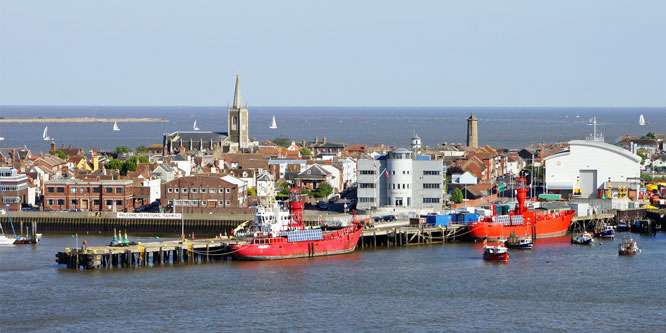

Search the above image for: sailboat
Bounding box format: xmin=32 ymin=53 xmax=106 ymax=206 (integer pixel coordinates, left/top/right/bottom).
xmin=113 ymin=122 xmax=120 ymax=131
xmin=639 ymin=114 xmax=646 ymax=126
xmin=42 ymin=126 xmax=51 ymax=141
xmin=193 ymin=120 xmax=199 ymax=131
xmin=269 ymin=115 xmax=277 ymax=129
xmin=0 ymin=186 xmax=17 ymax=245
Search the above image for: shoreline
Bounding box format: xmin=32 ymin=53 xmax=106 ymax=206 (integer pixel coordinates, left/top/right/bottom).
xmin=0 ymin=117 xmax=168 ymax=123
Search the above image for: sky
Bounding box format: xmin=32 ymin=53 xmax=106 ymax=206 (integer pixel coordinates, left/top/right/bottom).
xmin=1 ymin=1 xmax=665 ymax=107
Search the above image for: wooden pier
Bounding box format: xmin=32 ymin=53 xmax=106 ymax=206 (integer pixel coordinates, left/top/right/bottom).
xmin=359 ymin=224 xmax=468 ymax=249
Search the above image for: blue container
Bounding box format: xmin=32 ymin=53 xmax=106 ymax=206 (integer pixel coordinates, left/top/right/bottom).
xmin=462 ymin=213 xmax=479 ymax=223
xmin=423 ymin=215 xmax=453 ymax=226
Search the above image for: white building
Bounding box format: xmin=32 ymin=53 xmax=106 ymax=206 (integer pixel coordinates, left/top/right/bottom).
xmin=544 ymin=140 xmax=641 ymax=199
xmin=451 ymin=172 xmax=478 ymax=185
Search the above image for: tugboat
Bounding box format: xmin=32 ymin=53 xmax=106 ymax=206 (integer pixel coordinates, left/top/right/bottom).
xmin=228 ymin=186 xmax=367 ymax=260
xmin=594 ymin=224 xmax=615 ymax=239
xmin=483 ymin=240 xmax=509 ymax=262
xmin=618 ymin=238 xmax=640 ymax=255
xmin=468 ymin=177 xmax=575 ymax=241
xmin=571 ymin=231 xmax=594 ymax=245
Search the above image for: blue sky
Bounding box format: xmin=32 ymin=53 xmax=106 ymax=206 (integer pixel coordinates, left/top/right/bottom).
xmin=1 ymin=1 xmax=665 ymax=107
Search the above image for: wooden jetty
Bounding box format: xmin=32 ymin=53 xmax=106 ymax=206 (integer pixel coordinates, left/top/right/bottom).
xmin=56 ymin=223 xmax=469 ymax=270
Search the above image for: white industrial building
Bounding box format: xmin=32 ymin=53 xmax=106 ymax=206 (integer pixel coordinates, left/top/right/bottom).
xmin=544 ymin=139 xmax=641 ymax=199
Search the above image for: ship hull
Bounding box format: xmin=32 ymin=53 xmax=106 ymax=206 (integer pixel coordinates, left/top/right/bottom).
xmin=229 ymin=224 xmax=364 ymax=260
xmin=468 ymin=210 xmax=575 ymax=241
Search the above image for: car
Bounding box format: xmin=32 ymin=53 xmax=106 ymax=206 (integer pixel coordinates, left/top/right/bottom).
xmin=382 ymin=215 xmax=397 ymax=222
xmin=329 ymin=195 xmax=340 ymax=203
xmin=317 ymin=201 xmax=328 ymax=210
xmin=373 ymin=216 xmax=383 ymax=223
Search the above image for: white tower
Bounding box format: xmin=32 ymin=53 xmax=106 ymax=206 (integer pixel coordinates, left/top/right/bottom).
xmin=411 ymin=132 xmax=422 ymax=149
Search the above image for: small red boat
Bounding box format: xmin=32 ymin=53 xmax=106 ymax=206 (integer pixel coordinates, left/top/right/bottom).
xmin=483 ymin=242 xmax=509 ymax=262
xmin=228 ymin=186 xmax=367 ymax=260
xmin=468 ymin=176 xmax=575 ymax=241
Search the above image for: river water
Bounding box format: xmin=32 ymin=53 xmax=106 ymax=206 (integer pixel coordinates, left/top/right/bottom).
xmin=1 ymin=232 xmax=665 ymax=331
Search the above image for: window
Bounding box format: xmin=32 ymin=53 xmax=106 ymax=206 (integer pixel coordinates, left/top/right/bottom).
xmin=191 ymin=188 xmax=198 ymax=193
xmin=201 ymin=200 xmax=208 ymax=205
xmin=105 ymin=187 xmax=113 ymax=193
xmin=182 ymin=188 xmax=188 ymax=193
xmin=86 ymin=187 xmax=90 ymax=193
xmin=93 ymin=199 xmax=100 ymax=206
xmin=359 ymin=197 xmax=375 ymax=203
xmin=191 ymin=200 xmax=198 ymax=206
xmin=57 ymin=199 xmax=65 ymax=205
xmin=168 ymin=188 xmax=173 ymax=193
xmin=219 ymin=188 xmax=225 ymax=193
xmin=81 ymin=187 xmax=86 ymax=193
xmin=115 ymin=187 xmax=123 ymax=194
xmin=402 ymin=170 xmax=405 ymax=174
xmin=93 ymin=187 xmax=101 ymax=193
xmin=47 ymin=187 xmax=54 ymax=193
xmin=226 ymin=188 xmax=230 ymax=193
xmin=201 ymin=188 xmax=207 ymax=193
xmin=402 ymin=184 xmax=406 ymax=189
xmin=423 ymin=198 xmax=440 ymax=203
xmin=359 ymin=170 xmax=376 ymax=175
xmin=115 ymin=200 xmax=123 ymax=206
xmin=423 ymin=170 xmax=440 ymax=176
xmin=174 ymin=188 xmax=179 ymax=193
xmin=210 ymin=188 xmax=217 ymax=193
xmin=423 ymin=183 xmax=440 ymax=189
xmin=219 ymin=200 xmax=224 ymax=205
xmin=105 ymin=200 xmax=113 ymax=206
xmin=359 ymin=183 xmax=375 ymax=188
xmin=226 ymin=200 xmax=231 ymax=205
xmin=47 ymin=199 xmax=54 ymax=205
xmin=57 ymin=187 xmax=65 ymax=193
xmin=392 ymin=184 xmax=395 ymax=189
xmin=392 ymin=171 xmax=395 ymax=175
xmin=71 ymin=199 xmax=78 ymax=205
xmin=71 ymin=187 xmax=77 ymax=193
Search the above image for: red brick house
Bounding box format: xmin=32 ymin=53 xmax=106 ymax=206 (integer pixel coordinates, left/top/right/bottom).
xmin=161 ymin=174 xmax=249 ymax=214
xmin=43 ymin=179 xmax=134 ymax=212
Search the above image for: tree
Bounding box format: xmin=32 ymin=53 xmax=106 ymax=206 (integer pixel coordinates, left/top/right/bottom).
xmin=115 ymin=146 xmax=132 ymax=153
xmin=128 ymin=156 xmax=149 ymax=164
xmin=49 ymin=149 xmax=66 ymax=159
xmin=300 ymin=147 xmax=312 ymax=156
xmin=136 ymin=145 xmax=149 ymax=153
xmin=121 ymin=159 xmax=137 ymax=175
xmin=273 ymin=137 xmax=291 ymax=148
xmin=451 ymin=188 xmax=464 ymax=204
xmin=446 ymin=165 xmax=464 ymax=176
xmin=105 ymin=159 xmax=123 ymax=170
xmin=247 ymin=188 xmax=256 ymax=196
xmin=641 ymin=132 xmax=656 ymax=140
xmin=637 ymin=151 xmax=646 ymax=165
xmin=315 ymin=183 xmax=333 ymax=198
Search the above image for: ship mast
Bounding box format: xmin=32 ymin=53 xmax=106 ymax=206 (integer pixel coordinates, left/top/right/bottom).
xmin=515 ymin=176 xmax=528 ymax=215
xmin=288 ymin=185 xmax=304 ymax=230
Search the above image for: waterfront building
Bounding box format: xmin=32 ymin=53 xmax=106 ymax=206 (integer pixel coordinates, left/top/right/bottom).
xmin=466 ymin=113 xmax=478 ymax=148
xmin=43 ymin=179 xmax=134 ymax=212
xmin=163 ymin=75 xmax=250 ymax=155
xmin=0 ymin=167 xmax=30 ymax=211
xmin=544 ymin=139 xmax=641 ymax=199
xmin=356 ymin=149 xmax=444 ymax=210
xmin=307 ymin=137 xmax=346 ymax=157
xmin=294 ymin=164 xmax=333 ymax=192
xmin=411 ymin=132 xmax=422 ymax=149
xmin=161 ymin=174 xmax=248 ymax=214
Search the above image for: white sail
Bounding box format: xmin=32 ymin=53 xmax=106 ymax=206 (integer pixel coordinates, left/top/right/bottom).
xmin=269 ymin=115 xmax=277 ymax=129
xmin=113 ymin=122 xmax=120 ymax=131
xmin=193 ymin=120 xmax=199 ymax=131
xmin=639 ymin=114 xmax=646 ymax=126
xmin=42 ymin=126 xmax=51 ymax=141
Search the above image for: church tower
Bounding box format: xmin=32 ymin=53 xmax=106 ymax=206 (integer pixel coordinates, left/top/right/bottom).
xmin=227 ymin=75 xmax=249 ymax=149
xmin=466 ymin=113 xmax=478 ymax=148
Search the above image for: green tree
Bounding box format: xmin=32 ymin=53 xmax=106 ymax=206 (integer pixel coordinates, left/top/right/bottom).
xmin=641 ymin=132 xmax=656 ymax=140
xmin=49 ymin=149 xmax=66 ymax=159
xmin=247 ymin=188 xmax=256 ymax=196
xmin=273 ymin=137 xmax=291 ymax=148
xmin=128 ymin=156 xmax=149 ymax=164
xmin=451 ymin=188 xmax=464 ymax=204
xmin=121 ymin=159 xmax=137 ymax=175
xmin=315 ymin=183 xmax=333 ymax=198
xmin=105 ymin=159 xmax=123 ymax=170
xmin=136 ymin=145 xmax=149 ymax=153
xmin=300 ymin=147 xmax=312 ymax=156
xmin=115 ymin=146 xmax=132 ymax=153
xmin=637 ymin=151 xmax=646 ymax=165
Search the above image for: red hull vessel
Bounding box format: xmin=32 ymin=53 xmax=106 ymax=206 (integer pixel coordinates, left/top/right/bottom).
xmin=468 ymin=177 xmax=575 ymax=241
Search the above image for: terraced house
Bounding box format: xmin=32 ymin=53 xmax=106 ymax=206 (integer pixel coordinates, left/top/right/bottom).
xmin=161 ymin=174 xmax=248 ymax=214
xmin=43 ymin=179 xmax=134 ymax=212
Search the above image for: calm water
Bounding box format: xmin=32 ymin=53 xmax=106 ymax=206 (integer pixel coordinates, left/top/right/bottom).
xmin=1 ymin=232 xmax=665 ymax=331
xmin=0 ymin=106 xmax=663 ymax=152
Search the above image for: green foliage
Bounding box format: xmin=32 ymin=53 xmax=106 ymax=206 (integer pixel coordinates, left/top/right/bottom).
xmin=49 ymin=149 xmax=66 ymax=159
xmin=523 ymin=164 xmax=544 ymax=182
xmin=315 ymin=183 xmax=333 ymax=198
xmin=641 ymin=132 xmax=656 ymax=140
xmin=277 ymin=181 xmax=290 ymax=197
xmin=637 ymin=151 xmax=646 ymax=165
xmin=247 ymin=188 xmax=256 ymax=196
xmin=300 ymin=147 xmax=312 ymax=156
xmin=136 ymin=145 xmax=149 ymax=153
xmin=128 ymin=156 xmax=149 ymax=164
xmin=105 ymin=159 xmax=123 ymax=170
xmin=273 ymin=137 xmax=291 ymax=148
xmin=451 ymin=188 xmax=464 ymax=204
xmin=641 ymin=173 xmax=666 ymax=182
xmin=115 ymin=146 xmax=132 ymax=153
xmin=121 ymin=158 xmax=137 ymax=175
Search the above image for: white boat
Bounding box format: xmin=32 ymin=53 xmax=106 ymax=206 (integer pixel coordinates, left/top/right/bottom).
xmin=113 ymin=122 xmax=120 ymax=131
xmin=639 ymin=114 xmax=646 ymax=126
xmin=0 ymin=235 xmax=15 ymax=245
xmin=0 ymin=136 xmax=4 ymax=141
xmin=42 ymin=126 xmax=51 ymax=141
xmin=193 ymin=120 xmax=199 ymax=131
xmin=269 ymin=115 xmax=277 ymax=129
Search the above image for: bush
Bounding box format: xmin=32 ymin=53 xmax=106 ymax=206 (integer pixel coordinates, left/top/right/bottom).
xmin=300 ymin=147 xmax=312 ymax=156
xmin=115 ymin=146 xmax=132 ymax=153
xmin=273 ymin=137 xmax=291 ymax=148
xmin=451 ymin=188 xmax=464 ymax=204
xmin=316 ymin=183 xmax=333 ymax=198
xmin=247 ymin=188 xmax=256 ymax=196
xmin=136 ymin=145 xmax=149 ymax=153
xmin=49 ymin=150 xmax=66 ymax=159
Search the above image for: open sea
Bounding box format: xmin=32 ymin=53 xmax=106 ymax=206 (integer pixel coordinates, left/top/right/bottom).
xmin=1 ymin=232 xmax=665 ymax=331
xmin=0 ymin=106 xmax=663 ymax=152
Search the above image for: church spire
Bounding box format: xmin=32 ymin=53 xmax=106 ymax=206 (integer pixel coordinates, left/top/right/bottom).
xmin=233 ymin=74 xmax=242 ymax=109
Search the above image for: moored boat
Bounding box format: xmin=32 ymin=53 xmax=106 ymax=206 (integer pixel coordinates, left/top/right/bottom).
xmin=617 ymin=221 xmax=630 ymax=232
xmin=571 ymin=231 xmax=594 ymax=245
xmin=228 ymin=186 xmax=367 ymax=260
xmin=594 ymin=224 xmax=615 ymax=239
xmin=483 ymin=242 xmax=509 ymax=262
xmin=504 ymin=233 xmax=533 ymax=249
xmin=0 ymin=235 xmax=16 ymax=245
xmin=468 ymin=176 xmax=575 ymax=241
xmin=618 ymin=238 xmax=640 ymax=255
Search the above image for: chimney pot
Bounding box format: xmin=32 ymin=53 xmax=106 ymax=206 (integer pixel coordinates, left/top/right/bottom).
xmin=323 ymin=136 xmax=327 ymax=144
